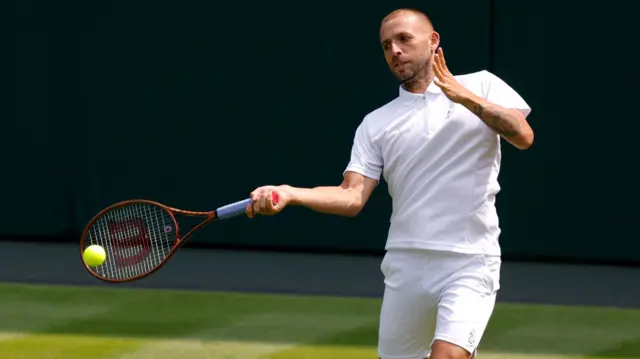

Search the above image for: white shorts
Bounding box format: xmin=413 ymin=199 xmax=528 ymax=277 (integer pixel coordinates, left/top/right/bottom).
xmin=377 ymin=248 xmax=501 ymax=359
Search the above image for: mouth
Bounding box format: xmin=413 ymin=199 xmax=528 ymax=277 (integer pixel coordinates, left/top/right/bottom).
xmin=394 ymin=64 xmax=411 ymax=75
xmin=393 ymin=61 xmax=411 ymax=73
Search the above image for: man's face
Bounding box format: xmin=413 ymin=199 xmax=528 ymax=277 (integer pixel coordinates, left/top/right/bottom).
xmin=379 ymin=13 xmax=435 ymax=82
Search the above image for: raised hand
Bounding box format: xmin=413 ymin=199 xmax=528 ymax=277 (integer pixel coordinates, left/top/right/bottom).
xmin=432 ymin=48 xmax=475 ymax=104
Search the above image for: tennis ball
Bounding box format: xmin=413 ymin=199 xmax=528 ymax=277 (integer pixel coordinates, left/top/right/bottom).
xmin=83 ymin=245 xmax=106 ymax=267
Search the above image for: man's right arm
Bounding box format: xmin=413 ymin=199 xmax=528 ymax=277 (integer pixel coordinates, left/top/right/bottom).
xmin=248 ymin=118 xmax=382 ymax=219
xmin=285 ymin=171 xmax=378 ymax=217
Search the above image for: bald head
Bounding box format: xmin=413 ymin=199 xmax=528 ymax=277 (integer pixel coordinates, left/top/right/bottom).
xmin=379 ymin=8 xmax=440 ymax=89
xmin=381 ymin=8 xmax=434 ymax=32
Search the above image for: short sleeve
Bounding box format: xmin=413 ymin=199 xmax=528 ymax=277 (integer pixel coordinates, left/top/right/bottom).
xmin=483 ymin=70 xmax=532 ymax=118
xmin=343 ymin=120 xmax=383 ymax=181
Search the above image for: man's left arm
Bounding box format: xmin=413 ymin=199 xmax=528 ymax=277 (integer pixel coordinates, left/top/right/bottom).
xmin=432 ymin=50 xmax=534 ymax=149
xmin=461 ymin=94 xmax=534 ymax=150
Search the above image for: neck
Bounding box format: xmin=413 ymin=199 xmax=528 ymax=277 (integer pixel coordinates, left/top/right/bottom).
xmin=402 ymin=62 xmax=435 ymax=94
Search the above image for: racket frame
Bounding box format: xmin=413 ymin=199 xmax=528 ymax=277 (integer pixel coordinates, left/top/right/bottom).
xmin=80 ymin=193 xmax=277 ymax=283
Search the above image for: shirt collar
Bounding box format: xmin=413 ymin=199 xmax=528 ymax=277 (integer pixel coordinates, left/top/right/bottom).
xmin=398 ymin=80 xmax=442 ymax=102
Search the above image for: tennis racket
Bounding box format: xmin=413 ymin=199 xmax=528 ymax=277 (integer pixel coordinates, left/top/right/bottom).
xmin=80 ymin=192 xmax=278 ymax=283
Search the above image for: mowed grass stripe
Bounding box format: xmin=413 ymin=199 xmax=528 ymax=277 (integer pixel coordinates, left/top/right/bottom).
xmin=0 ymin=287 xmax=117 ymax=344
xmin=0 ymin=334 xmax=144 ymax=359
xmin=0 ymin=283 xmax=379 ymax=339
xmin=0 ymin=283 xmax=381 ymax=359
xmin=482 ymin=302 xmax=640 ymax=357
xmin=0 ymin=283 xmax=638 ymax=359
xmin=1 ymin=338 xmax=636 ymax=359
xmin=116 ymin=312 xmax=376 ymax=359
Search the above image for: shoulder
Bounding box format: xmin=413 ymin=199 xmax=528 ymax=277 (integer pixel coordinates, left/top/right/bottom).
xmin=453 ymin=70 xmax=500 ymax=90
xmin=350 ymin=96 xmax=404 ymax=140
xmin=359 ymin=97 xmax=404 ymax=133
xmin=454 ymin=70 xmax=527 ymax=109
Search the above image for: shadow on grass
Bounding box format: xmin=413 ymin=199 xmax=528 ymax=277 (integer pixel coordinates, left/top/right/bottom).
xmin=0 ymin=283 xmax=639 ymax=358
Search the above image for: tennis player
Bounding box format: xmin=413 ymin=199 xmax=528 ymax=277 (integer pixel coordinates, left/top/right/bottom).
xmin=246 ymin=8 xmax=533 ymax=359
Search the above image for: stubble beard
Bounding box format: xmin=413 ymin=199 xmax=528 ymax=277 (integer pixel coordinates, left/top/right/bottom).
xmin=400 ymin=54 xmax=433 ymax=92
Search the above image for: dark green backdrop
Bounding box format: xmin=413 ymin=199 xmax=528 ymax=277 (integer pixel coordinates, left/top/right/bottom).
xmin=3 ymin=0 xmax=636 ymax=264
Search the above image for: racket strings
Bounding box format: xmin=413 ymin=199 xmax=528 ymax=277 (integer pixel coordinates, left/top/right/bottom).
xmin=84 ymin=203 xmax=177 ymax=280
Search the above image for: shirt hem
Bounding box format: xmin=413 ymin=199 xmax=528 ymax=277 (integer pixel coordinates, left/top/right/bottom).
xmin=343 ymin=165 xmax=381 ymax=181
xmin=384 ymin=240 xmax=501 ymax=256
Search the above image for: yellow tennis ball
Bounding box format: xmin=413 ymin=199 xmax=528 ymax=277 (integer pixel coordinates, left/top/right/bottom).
xmin=83 ymin=245 xmax=106 ymax=267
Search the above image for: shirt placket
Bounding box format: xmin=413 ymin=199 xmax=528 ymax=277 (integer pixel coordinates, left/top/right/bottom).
xmin=424 ymin=93 xmax=434 ymax=137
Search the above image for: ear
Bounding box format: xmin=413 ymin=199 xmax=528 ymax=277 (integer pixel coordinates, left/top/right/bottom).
xmin=430 ymin=31 xmax=440 ymax=52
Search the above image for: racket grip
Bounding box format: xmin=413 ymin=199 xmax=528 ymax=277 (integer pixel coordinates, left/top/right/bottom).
xmin=216 ymin=198 xmax=253 ymax=220
xmin=216 ymin=192 xmax=279 ymax=220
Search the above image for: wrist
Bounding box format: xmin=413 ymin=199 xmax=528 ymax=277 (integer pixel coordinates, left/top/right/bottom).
xmin=278 ymin=185 xmax=299 ymax=205
xmin=460 ymin=93 xmax=486 ymax=111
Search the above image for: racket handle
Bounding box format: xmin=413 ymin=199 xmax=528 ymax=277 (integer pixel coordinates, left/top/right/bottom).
xmin=216 ymin=198 xmax=252 ymax=220
xmin=216 ymin=192 xmax=279 ymax=220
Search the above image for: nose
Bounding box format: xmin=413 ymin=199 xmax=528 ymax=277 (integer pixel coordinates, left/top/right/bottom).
xmin=390 ymin=42 xmax=402 ymax=55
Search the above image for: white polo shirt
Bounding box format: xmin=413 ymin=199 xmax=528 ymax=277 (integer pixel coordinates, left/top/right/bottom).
xmin=344 ymin=70 xmax=531 ymax=256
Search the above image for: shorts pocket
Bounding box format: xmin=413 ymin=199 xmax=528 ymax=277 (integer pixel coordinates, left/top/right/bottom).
xmin=480 ymin=255 xmax=501 ymax=294
xmin=380 ymin=251 xmax=396 ymax=279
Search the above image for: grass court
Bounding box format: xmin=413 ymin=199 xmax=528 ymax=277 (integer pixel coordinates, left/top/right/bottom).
xmin=0 ymin=282 xmax=637 ymax=359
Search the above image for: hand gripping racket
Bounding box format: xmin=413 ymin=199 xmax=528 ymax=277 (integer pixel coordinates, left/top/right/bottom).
xmin=79 ymin=192 xmax=278 ymax=283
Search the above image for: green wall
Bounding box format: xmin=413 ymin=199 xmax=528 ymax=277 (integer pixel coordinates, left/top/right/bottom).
xmin=491 ymin=0 xmax=637 ymax=263
xmin=3 ymin=0 xmax=636 ymax=264
xmin=1 ymin=0 xmax=75 ymax=236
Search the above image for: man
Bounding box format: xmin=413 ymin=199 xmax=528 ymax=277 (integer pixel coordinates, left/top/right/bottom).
xmin=245 ymin=8 xmax=533 ymax=359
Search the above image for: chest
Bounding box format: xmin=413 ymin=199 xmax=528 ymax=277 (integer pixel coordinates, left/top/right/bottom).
xmin=379 ymin=96 xmax=481 ymax=160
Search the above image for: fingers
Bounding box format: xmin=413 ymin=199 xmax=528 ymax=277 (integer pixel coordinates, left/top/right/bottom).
xmin=263 ymin=190 xmax=279 ymax=212
xmin=433 ymin=59 xmax=444 ymax=79
xmin=434 ymin=48 xmax=445 ymax=70
xmin=251 ymin=186 xmax=270 ymax=200
xmin=248 ymin=186 xmax=281 ymax=217
xmin=433 ymin=60 xmax=447 ymax=88
xmin=270 ymin=191 xmax=280 ymax=210
xmin=434 ymin=48 xmax=452 ymax=77
xmin=433 ymin=54 xmax=445 ymax=80
xmin=437 ymin=47 xmax=446 ymax=67
xmin=245 ymin=203 xmax=255 ymax=219
xmin=248 ymin=187 xmax=266 ymax=217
